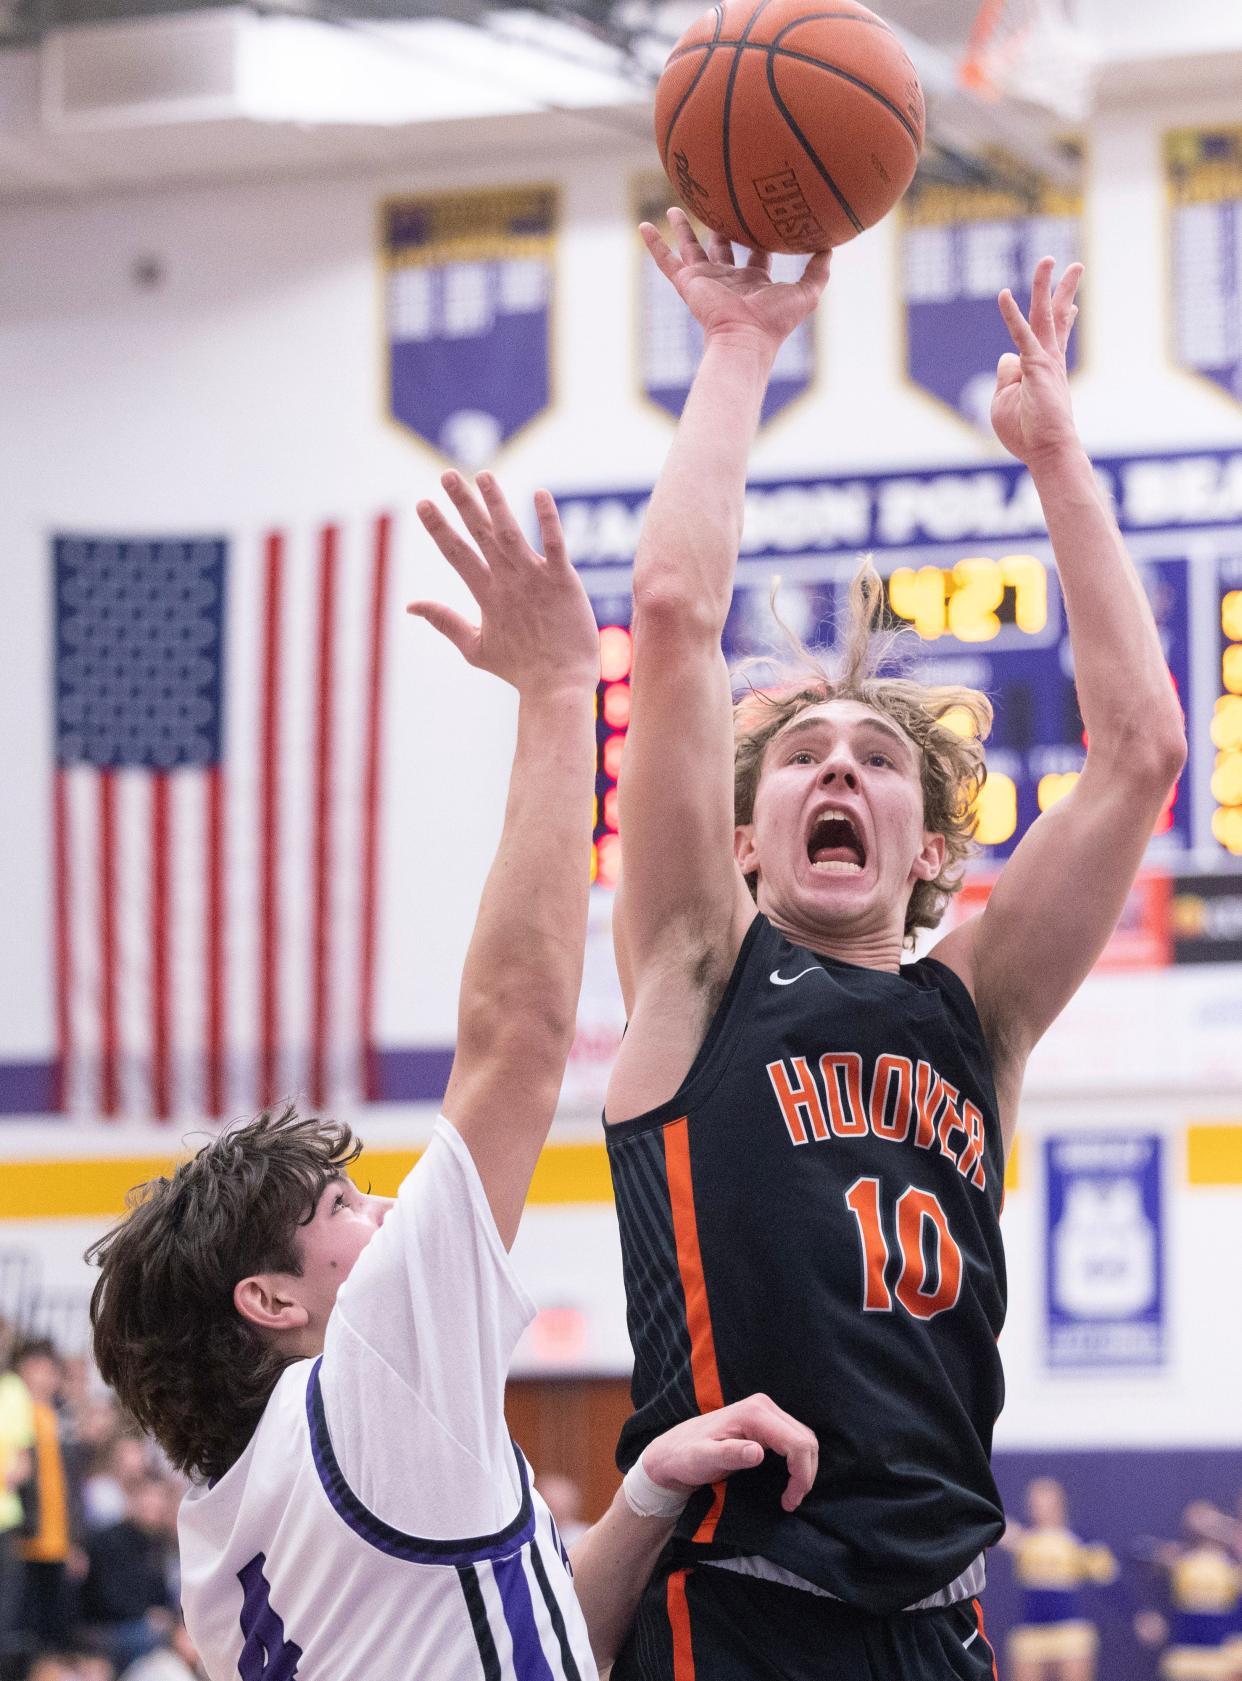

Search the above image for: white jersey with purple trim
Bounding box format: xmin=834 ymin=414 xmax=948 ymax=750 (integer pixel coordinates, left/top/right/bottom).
xmin=178 ymin=1117 xmax=597 ymax=1681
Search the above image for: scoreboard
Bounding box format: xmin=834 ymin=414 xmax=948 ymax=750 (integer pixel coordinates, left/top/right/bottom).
xmin=557 ymin=448 xmax=1242 ymax=891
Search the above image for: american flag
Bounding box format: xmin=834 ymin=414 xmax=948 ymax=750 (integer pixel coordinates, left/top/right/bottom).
xmin=52 ymin=520 xmax=392 ymax=1122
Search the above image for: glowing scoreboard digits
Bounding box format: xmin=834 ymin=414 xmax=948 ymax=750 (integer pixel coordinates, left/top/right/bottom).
xmin=1216 ymin=564 xmax=1242 ymax=856
xmin=888 ymin=554 xmax=1048 ymax=643
xmin=585 ymin=550 xmax=1194 ymax=876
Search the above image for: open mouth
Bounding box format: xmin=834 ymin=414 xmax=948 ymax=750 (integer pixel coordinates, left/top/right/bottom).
xmin=807 ymin=810 xmax=866 ymax=874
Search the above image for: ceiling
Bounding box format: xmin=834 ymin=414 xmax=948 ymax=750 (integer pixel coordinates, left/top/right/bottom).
xmin=1 ymin=0 xmax=1240 ymax=204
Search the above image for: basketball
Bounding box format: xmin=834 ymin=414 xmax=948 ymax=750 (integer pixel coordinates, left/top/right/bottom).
xmin=654 ymin=0 xmax=925 ymax=253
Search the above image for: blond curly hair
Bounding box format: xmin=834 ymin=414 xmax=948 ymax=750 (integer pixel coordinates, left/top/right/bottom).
xmin=734 ymin=561 xmax=992 ymax=942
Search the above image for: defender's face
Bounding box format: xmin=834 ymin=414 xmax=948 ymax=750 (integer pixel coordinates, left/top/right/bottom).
xmin=736 ymin=699 xmax=944 ymax=942
xmin=293 ymin=1177 xmax=395 ymax=1332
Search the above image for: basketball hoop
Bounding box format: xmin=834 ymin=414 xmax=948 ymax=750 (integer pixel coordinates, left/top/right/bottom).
xmin=958 ymin=0 xmax=1095 ymax=123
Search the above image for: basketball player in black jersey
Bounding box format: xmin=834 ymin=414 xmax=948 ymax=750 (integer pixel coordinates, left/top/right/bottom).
xmin=603 ymin=209 xmax=1187 ymax=1680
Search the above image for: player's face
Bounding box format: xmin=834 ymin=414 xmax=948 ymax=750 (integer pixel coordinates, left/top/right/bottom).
xmin=736 ymin=698 xmax=945 ymax=947
xmin=293 ymin=1176 xmax=395 ymax=1330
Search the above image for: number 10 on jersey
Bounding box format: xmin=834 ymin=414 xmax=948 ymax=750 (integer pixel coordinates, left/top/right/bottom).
xmin=844 ymin=1179 xmax=963 ymax=1320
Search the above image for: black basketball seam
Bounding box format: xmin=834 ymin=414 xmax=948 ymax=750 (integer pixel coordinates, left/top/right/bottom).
xmin=765 ymin=51 xmax=864 ymax=235
xmin=664 ymin=37 xmax=921 ymax=155
xmin=769 ymin=17 xmax=920 ymax=148
xmin=721 ymin=0 xmax=780 ymax=248
xmin=659 ymin=3 xmax=724 ymax=177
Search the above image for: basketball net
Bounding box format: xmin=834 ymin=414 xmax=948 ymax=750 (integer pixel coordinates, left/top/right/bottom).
xmin=958 ymin=0 xmax=1095 ymax=123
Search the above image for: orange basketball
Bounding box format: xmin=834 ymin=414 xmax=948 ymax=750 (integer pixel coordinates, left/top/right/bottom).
xmin=654 ymin=0 xmax=924 ymax=253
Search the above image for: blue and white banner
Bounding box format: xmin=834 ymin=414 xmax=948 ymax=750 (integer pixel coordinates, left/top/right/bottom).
xmin=1166 ymin=128 xmax=1242 ymax=405
xmin=900 ymin=159 xmax=1082 ymax=429
xmin=1044 ymin=1135 xmax=1165 ymax=1370
xmin=381 ymin=186 xmax=556 ymax=466
xmin=634 ymin=175 xmax=815 ymax=427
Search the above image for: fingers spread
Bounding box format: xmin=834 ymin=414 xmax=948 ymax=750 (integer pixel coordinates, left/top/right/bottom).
xmin=995 ymin=351 xmax=1021 ymax=383
xmin=405 ymin=601 xmax=480 ymax=666
xmin=800 ymin=248 xmax=832 ymax=293
xmin=440 ymin=470 xmax=494 ymax=552
xmin=639 ymin=221 xmax=681 ymax=282
xmin=707 ymin=231 xmax=737 ymax=266
xmin=669 ymin=206 xmax=709 ymax=267
xmin=415 ymin=499 xmax=489 ymax=596
xmin=475 ymin=471 xmax=525 ymax=561
xmin=533 ymin=489 xmax=568 ymax=568
xmin=997 ymin=288 xmax=1041 ymax=357
xmin=1029 ymin=254 xmax=1058 ymax=347
xmin=1052 ymin=262 xmax=1084 ymax=353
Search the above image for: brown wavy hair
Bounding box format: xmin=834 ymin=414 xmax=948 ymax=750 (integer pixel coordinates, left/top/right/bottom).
xmin=87 ymin=1104 xmax=361 ymax=1483
xmin=734 ymin=561 xmax=992 ymax=941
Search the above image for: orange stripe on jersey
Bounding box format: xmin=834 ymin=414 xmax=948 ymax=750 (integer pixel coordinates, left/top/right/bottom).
xmin=667 ymin=1570 xmax=696 ymax=1681
xmin=973 ymin=1597 xmax=999 ymax=1680
xmin=665 ymin=1117 xmax=727 ymax=1545
xmin=665 ymin=1118 xmax=725 ymax=1414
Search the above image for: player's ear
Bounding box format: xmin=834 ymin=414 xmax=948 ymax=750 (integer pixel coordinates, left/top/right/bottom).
xmin=911 ymin=828 xmax=946 ymax=883
xmin=734 ymin=823 xmax=759 ymax=877
xmin=234 ymin=1274 xmax=311 ymax=1335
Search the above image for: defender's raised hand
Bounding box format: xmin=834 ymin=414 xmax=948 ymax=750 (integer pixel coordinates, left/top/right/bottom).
xmin=409 ymin=471 xmax=599 ymax=696
xmin=991 ymin=256 xmax=1084 ymax=467
xmin=641 ymin=207 xmax=830 ymax=354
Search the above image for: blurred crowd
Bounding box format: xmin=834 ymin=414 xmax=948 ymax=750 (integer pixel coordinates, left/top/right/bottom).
xmin=0 ymin=1320 xmax=202 ymax=1681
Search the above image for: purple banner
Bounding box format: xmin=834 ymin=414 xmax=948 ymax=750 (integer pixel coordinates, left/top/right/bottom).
xmin=1045 ymin=1135 xmax=1165 ymax=1371
xmin=634 ymin=175 xmax=815 ymax=427
xmin=900 ymin=160 xmax=1082 ymax=429
xmin=382 ymin=186 xmax=556 ymax=466
xmin=1167 ymin=128 xmax=1242 ymax=404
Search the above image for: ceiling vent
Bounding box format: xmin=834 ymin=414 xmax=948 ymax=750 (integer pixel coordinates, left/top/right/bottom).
xmin=41 ymin=8 xmax=247 ymax=130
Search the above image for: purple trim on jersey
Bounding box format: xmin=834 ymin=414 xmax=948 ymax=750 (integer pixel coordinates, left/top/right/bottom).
xmin=305 ymin=1358 xmax=536 ymax=1564
xmin=491 ymin=1552 xmax=556 ymax=1681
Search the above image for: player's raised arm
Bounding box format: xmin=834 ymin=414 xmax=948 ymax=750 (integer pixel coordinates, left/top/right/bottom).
xmin=931 ymin=259 xmax=1186 ymax=1105
xmin=410 ymin=473 xmax=599 ymax=1246
xmin=609 ymin=214 xmax=828 ymax=1106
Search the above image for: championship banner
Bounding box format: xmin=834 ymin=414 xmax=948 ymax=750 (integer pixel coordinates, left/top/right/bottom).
xmin=1166 ymin=128 xmax=1242 ymax=404
xmin=381 ymin=186 xmax=557 ymax=466
xmin=1044 ymin=1135 xmax=1165 ymax=1371
xmin=634 ymin=174 xmax=816 ymax=426
xmin=900 ymin=155 xmax=1082 ymax=429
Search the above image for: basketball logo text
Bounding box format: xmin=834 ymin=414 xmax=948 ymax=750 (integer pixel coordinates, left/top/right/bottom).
xmin=753 ymin=169 xmax=825 ymax=247
xmin=672 ymin=151 xmax=712 ymax=221
xmin=766 ymin=1051 xmax=988 ymax=1191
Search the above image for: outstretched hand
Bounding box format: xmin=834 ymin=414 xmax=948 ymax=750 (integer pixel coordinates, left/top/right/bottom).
xmin=641 ymin=207 xmax=830 ymax=356
xmin=642 ymin=1392 xmax=819 ymax=1514
xmin=409 ymin=472 xmax=599 ymax=696
xmin=991 ymin=256 xmax=1084 ymax=468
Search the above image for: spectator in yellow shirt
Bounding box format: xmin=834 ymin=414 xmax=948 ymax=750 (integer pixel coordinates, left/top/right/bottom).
xmin=0 ymin=1318 xmax=36 ymax=1654
xmin=13 ymin=1339 xmax=72 ymax=1643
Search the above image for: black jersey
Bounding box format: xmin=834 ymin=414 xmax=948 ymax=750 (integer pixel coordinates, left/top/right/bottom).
xmin=606 ymin=913 xmax=1007 ymax=1616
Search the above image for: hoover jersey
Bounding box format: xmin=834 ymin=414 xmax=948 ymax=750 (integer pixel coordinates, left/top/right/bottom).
xmin=179 ymin=1119 xmax=595 ymax=1681
xmin=606 ymin=914 xmax=1008 ymax=1615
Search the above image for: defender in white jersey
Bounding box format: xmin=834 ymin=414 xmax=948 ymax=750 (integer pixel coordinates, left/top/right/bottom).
xmin=88 ymin=473 xmax=818 ymax=1681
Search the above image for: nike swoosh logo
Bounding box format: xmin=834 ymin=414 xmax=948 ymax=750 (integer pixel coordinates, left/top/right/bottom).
xmin=769 ymin=967 xmax=822 ymax=986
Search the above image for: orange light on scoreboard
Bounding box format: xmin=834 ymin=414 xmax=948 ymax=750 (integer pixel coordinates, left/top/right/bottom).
xmin=593 ymin=626 xmax=631 ymax=888
xmin=599 ymin=624 xmax=633 ymax=683
xmin=1215 ymin=589 xmax=1242 ymax=856
xmin=887 ymin=554 xmax=1048 ymax=643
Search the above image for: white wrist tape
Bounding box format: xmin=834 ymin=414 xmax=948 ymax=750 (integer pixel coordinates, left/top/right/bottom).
xmin=622 ymin=1454 xmax=690 ymax=1519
